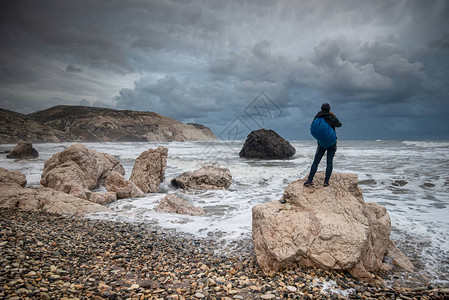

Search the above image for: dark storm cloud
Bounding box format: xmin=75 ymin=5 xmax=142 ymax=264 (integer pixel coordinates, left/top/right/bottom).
xmin=0 ymin=0 xmax=448 ymax=139
xmin=66 ymin=65 xmax=83 ymax=73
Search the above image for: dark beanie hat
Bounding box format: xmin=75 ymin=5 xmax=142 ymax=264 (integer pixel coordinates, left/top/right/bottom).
xmin=321 ymin=103 xmax=331 ymax=112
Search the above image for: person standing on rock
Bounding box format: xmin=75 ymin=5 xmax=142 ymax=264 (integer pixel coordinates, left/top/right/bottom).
xmin=304 ymin=103 xmax=342 ymax=187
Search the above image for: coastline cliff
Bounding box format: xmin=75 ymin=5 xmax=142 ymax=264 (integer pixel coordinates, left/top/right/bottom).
xmin=0 ymin=106 xmax=216 ymax=143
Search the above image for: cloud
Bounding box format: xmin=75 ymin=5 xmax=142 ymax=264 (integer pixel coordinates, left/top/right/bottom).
xmin=66 ymin=64 xmax=83 ymax=73
xmin=0 ymin=0 xmax=448 ymax=139
xmin=115 ymin=75 xmax=225 ymax=118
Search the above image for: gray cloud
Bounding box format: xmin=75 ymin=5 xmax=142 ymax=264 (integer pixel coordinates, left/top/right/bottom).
xmin=0 ymin=0 xmax=448 ymax=139
xmin=66 ymin=64 xmax=83 ymax=73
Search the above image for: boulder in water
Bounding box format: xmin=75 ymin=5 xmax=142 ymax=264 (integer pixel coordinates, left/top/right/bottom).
xmin=6 ymin=140 xmax=39 ymax=159
xmin=40 ymin=144 xmax=125 ymax=199
xmin=90 ymin=192 xmax=118 ymax=205
xmin=155 ymin=194 xmax=205 ymax=216
xmin=239 ymin=129 xmax=295 ymax=159
xmin=171 ymin=166 xmax=232 ymax=190
xmin=129 ymin=146 xmax=168 ymax=193
xmin=106 ymin=171 xmax=144 ymax=199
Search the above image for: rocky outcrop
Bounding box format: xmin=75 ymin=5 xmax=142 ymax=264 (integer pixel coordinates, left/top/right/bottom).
xmin=129 ymin=146 xmax=168 ymax=193
xmin=155 ymin=194 xmax=205 ymax=216
xmin=41 ymin=144 xmax=125 ymax=199
xmin=239 ymin=129 xmax=295 ymax=159
xmin=90 ymin=192 xmax=118 ymax=205
xmin=0 ymin=106 xmax=217 ymax=143
xmin=6 ymin=140 xmax=39 ymax=159
xmin=0 ymin=167 xmax=27 ymax=187
xmin=0 ymin=183 xmax=109 ymax=216
xmin=106 ymin=171 xmax=144 ymax=199
xmin=252 ymin=172 xmax=413 ymax=281
xmin=0 ymin=108 xmax=72 ymax=143
xmin=171 ymin=166 xmax=232 ymax=190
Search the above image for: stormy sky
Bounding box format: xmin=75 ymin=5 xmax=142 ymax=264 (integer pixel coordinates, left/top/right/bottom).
xmin=1 ymin=0 xmax=448 ymax=140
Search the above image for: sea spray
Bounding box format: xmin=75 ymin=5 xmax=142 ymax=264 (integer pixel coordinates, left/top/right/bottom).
xmin=1 ymin=140 xmax=448 ymax=285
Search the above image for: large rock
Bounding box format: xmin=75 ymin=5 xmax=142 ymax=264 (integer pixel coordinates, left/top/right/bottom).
xmin=0 ymin=183 xmax=109 ymax=216
xmin=0 ymin=167 xmax=27 ymax=187
xmin=239 ymin=129 xmax=295 ymax=159
xmin=129 ymin=146 xmax=168 ymax=193
xmin=106 ymin=171 xmax=144 ymax=199
xmin=6 ymin=140 xmax=39 ymax=159
xmin=252 ymin=172 xmax=413 ymax=281
xmin=40 ymin=144 xmax=125 ymax=199
xmin=155 ymin=194 xmax=205 ymax=216
xmin=171 ymin=166 xmax=232 ymax=190
xmin=90 ymin=192 xmax=118 ymax=205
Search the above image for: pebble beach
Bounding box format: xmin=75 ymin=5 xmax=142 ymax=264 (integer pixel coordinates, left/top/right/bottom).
xmin=1 ymin=209 xmax=447 ymax=300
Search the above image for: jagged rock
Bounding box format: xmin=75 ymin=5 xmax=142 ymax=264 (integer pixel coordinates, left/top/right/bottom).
xmin=106 ymin=171 xmax=144 ymax=199
xmin=0 ymin=183 xmax=109 ymax=216
xmin=155 ymin=194 xmax=205 ymax=216
xmin=386 ymin=240 xmax=415 ymax=272
xmin=6 ymin=140 xmax=39 ymax=159
xmin=40 ymin=144 xmax=125 ymax=199
xmin=239 ymin=129 xmax=295 ymax=159
xmin=0 ymin=167 xmax=27 ymax=187
xmin=90 ymin=192 xmax=118 ymax=205
xmin=171 ymin=166 xmax=232 ymax=190
xmin=252 ymin=172 xmax=413 ymax=281
xmin=129 ymin=146 xmax=168 ymax=193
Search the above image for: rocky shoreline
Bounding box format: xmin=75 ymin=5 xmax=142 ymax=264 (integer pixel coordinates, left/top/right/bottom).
xmin=1 ymin=209 xmax=447 ymax=300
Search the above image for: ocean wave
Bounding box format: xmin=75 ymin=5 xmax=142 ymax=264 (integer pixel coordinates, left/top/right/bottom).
xmin=402 ymin=141 xmax=449 ymax=148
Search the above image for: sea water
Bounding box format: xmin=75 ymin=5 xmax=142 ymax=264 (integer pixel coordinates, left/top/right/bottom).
xmin=1 ymin=140 xmax=448 ymax=286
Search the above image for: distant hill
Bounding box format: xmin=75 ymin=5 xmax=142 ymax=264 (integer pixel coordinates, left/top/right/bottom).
xmin=0 ymin=106 xmax=217 ymax=143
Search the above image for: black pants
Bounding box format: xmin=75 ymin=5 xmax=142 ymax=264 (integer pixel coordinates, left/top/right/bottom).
xmin=307 ymin=142 xmax=337 ymax=183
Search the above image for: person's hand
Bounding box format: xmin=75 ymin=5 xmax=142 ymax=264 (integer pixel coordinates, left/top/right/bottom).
xmin=329 ymin=111 xmax=334 ymax=115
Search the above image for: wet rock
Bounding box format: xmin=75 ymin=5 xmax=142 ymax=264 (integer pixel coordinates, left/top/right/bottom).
xmin=156 ymin=194 xmax=205 ymax=216
xmin=41 ymin=144 xmax=125 ymax=199
xmin=252 ymin=172 xmax=414 ymax=281
xmin=171 ymin=165 xmax=232 ymax=190
xmin=6 ymin=140 xmax=39 ymax=159
xmin=239 ymin=129 xmax=295 ymax=159
xmin=106 ymin=171 xmax=144 ymax=199
xmin=129 ymin=146 xmax=168 ymax=193
xmin=386 ymin=240 xmax=415 ymax=272
xmin=0 ymin=167 xmax=27 ymax=187
xmin=90 ymin=192 xmax=118 ymax=205
xmin=392 ymin=179 xmax=408 ymax=187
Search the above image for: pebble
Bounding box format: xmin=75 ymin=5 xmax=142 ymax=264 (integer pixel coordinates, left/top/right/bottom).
xmin=0 ymin=209 xmax=447 ymax=300
xmin=286 ymin=285 xmax=297 ymax=292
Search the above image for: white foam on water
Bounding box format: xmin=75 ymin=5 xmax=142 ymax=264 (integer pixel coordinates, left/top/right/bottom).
xmin=402 ymin=141 xmax=449 ymax=148
xmin=1 ymin=140 xmax=448 ymax=285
